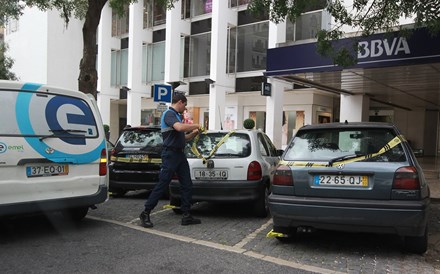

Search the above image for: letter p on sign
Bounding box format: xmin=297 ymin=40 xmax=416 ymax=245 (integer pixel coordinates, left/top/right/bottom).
xmin=153 ymin=84 xmax=172 ymax=103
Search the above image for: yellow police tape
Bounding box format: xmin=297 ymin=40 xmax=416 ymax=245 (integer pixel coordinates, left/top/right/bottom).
xmin=279 ymin=135 xmax=405 ymax=167
xmin=266 ymin=229 xmax=287 ymax=238
xmin=191 ymin=129 xmax=235 ymax=164
xmin=110 ymin=155 xmax=162 ymax=164
xmin=163 ymin=204 xmax=177 ymax=209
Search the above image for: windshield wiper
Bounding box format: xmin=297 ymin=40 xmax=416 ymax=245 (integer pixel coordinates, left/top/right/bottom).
xmin=39 ymin=129 xmax=87 ymax=141
xmin=328 ymin=153 xmax=365 ymax=166
xmin=214 ymin=153 xmax=240 ymax=158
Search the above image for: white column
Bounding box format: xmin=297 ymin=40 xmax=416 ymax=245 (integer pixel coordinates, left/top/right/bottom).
xmin=208 ymin=0 xmax=235 ymax=130
xmin=164 ymin=1 xmax=182 ymax=83
xmin=340 ymin=94 xmax=370 ymax=122
xmin=265 ymin=20 xmax=287 ymax=148
xmin=126 ymin=1 xmax=144 ymax=126
xmin=97 ymin=2 xmax=113 ymax=125
xmin=209 ymin=85 xmax=226 ymax=130
xmin=266 ymin=79 xmax=290 ymax=148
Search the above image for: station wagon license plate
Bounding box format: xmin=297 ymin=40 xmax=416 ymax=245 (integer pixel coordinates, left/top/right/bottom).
xmin=194 ymin=169 xmax=228 ymax=180
xmin=26 ymin=164 xmax=69 ymax=178
xmin=314 ymin=175 xmax=368 ymax=187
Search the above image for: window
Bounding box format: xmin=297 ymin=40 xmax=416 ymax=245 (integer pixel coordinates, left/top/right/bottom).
xmin=192 ymin=0 xmax=212 ymax=17
xmin=5 ymin=18 xmax=19 ymax=34
xmin=184 ymin=33 xmax=211 ymax=77
xmin=285 ymin=128 xmax=406 ymax=162
xmin=286 ymin=6 xmax=325 ymax=42
xmin=112 ymin=6 xmax=129 ymax=37
xmin=228 ymin=21 xmax=268 ymax=73
xmin=230 ymin=0 xmax=251 ymax=8
xmin=111 ymin=49 xmax=128 ymax=87
xmin=146 ymin=42 xmax=165 ymax=82
xmin=186 ymin=133 xmax=251 ymax=158
xmin=143 ymin=0 xmax=167 ymax=28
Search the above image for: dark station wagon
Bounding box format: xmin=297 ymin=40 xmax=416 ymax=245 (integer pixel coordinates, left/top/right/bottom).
xmin=268 ymin=122 xmax=430 ymax=254
xmin=109 ymin=126 xmax=163 ymax=196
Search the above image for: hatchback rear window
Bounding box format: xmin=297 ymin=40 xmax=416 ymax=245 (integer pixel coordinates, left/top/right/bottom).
xmin=186 ymin=132 xmax=251 ymax=158
xmin=117 ymin=129 xmax=162 ymax=148
xmin=285 ymin=128 xmax=407 ymax=162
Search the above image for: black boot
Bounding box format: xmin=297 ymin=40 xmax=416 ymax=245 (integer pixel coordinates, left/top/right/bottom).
xmin=181 ymin=212 xmax=201 ymax=226
xmin=139 ymin=210 xmax=153 ymax=228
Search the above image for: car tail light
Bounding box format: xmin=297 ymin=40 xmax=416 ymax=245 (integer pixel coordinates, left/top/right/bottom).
xmin=273 ymin=165 xmax=293 ymax=186
xmin=99 ymin=148 xmax=107 ymax=176
xmin=247 ymin=161 xmax=262 ymax=180
xmin=392 ymin=166 xmax=420 ymax=190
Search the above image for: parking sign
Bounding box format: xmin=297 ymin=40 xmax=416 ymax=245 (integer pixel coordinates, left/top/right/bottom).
xmin=153 ymin=84 xmax=172 ymax=103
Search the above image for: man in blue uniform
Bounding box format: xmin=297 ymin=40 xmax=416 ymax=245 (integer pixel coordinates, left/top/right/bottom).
xmin=140 ymin=93 xmax=202 ymax=227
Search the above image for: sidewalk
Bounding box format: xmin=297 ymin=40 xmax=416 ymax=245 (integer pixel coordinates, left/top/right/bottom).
xmin=418 ymin=157 xmax=440 ymax=201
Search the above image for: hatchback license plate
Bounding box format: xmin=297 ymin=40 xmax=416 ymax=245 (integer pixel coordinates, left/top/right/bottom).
xmin=194 ymin=169 xmax=228 ymax=180
xmin=26 ymin=164 xmax=69 ymax=178
xmin=314 ymin=175 xmax=368 ymax=187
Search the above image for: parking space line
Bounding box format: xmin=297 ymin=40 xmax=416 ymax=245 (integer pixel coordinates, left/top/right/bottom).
xmin=127 ymin=207 xmax=171 ymax=225
xmin=87 ymin=215 xmax=346 ymax=274
xmin=233 ymin=219 xmax=272 ymax=249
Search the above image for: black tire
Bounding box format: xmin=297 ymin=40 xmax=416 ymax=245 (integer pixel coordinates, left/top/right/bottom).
xmin=253 ymin=186 xmax=269 ymax=218
xmin=110 ymin=188 xmax=127 ymax=197
xmin=274 ymin=226 xmax=297 ymax=243
xmin=403 ymin=227 xmax=428 ymax=254
xmin=62 ymin=206 xmax=89 ymax=222
xmin=170 ymin=197 xmax=182 ymax=214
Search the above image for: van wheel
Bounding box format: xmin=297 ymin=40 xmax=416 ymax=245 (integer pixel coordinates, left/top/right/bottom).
xmin=253 ymin=186 xmax=269 ymax=218
xmin=62 ymin=206 xmax=89 ymax=222
xmin=404 ymin=227 xmax=428 ymax=254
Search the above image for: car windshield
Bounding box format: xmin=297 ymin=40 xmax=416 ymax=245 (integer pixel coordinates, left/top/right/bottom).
xmin=284 ymin=128 xmax=407 ymax=162
xmin=185 ymin=132 xmax=251 ymax=158
xmin=117 ymin=129 xmax=162 ymax=149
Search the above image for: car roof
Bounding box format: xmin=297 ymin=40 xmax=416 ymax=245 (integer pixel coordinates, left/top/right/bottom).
xmin=298 ymin=121 xmax=396 ymax=131
xmin=205 ymin=129 xmax=262 ymax=134
xmin=123 ymin=126 xmax=160 ymax=131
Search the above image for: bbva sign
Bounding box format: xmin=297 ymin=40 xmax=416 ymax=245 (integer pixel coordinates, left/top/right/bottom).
xmin=358 ymin=37 xmax=410 ymax=59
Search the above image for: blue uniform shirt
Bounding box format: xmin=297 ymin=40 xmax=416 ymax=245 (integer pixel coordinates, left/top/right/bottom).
xmin=161 ymin=107 xmax=185 ymax=149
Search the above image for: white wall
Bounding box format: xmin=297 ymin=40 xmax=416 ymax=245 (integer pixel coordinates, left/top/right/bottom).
xmin=47 ymin=10 xmax=83 ymax=90
xmin=6 ymin=7 xmax=48 ymax=83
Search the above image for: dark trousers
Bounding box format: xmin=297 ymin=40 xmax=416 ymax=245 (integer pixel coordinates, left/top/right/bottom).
xmin=144 ymin=149 xmax=192 ymax=213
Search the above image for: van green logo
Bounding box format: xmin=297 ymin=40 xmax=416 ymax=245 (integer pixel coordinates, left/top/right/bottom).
xmin=8 ymin=144 xmax=24 ymax=152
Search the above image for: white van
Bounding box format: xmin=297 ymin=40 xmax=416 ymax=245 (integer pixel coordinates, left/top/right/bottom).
xmin=0 ymin=81 xmax=108 ymax=221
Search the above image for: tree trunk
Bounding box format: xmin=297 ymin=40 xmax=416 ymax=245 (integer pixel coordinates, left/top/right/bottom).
xmin=78 ymin=0 xmax=108 ymax=98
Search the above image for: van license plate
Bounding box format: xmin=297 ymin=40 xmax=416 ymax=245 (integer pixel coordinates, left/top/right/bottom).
xmin=26 ymin=164 xmax=69 ymax=178
xmin=194 ymin=169 xmax=228 ymax=180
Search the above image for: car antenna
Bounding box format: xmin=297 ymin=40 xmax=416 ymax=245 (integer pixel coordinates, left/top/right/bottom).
xmin=218 ymin=105 xmax=223 ymax=130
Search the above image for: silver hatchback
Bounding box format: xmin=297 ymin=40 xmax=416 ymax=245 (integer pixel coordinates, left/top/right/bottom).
xmin=269 ymin=122 xmax=430 ymax=254
xmin=169 ymin=129 xmax=282 ymax=217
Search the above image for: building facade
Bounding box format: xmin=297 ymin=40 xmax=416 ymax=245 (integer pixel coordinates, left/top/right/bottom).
xmin=5 ymin=1 xmax=439 ymax=154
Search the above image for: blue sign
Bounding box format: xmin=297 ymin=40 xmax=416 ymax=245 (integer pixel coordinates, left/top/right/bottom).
xmin=266 ymin=27 xmax=440 ymax=76
xmin=154 ymin=84 xmax=172 ymax=103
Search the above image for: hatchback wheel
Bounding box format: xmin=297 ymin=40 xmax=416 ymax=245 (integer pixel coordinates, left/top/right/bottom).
xmin=253 ymin=186 xmax=269 ymax=218
xmin=110 ymin=188 xmax=127 ymax=197
xmin=170 ymin=197 xmax=182 ymax=214
xmin=403 ymin=227 xmax=428 ymax=254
